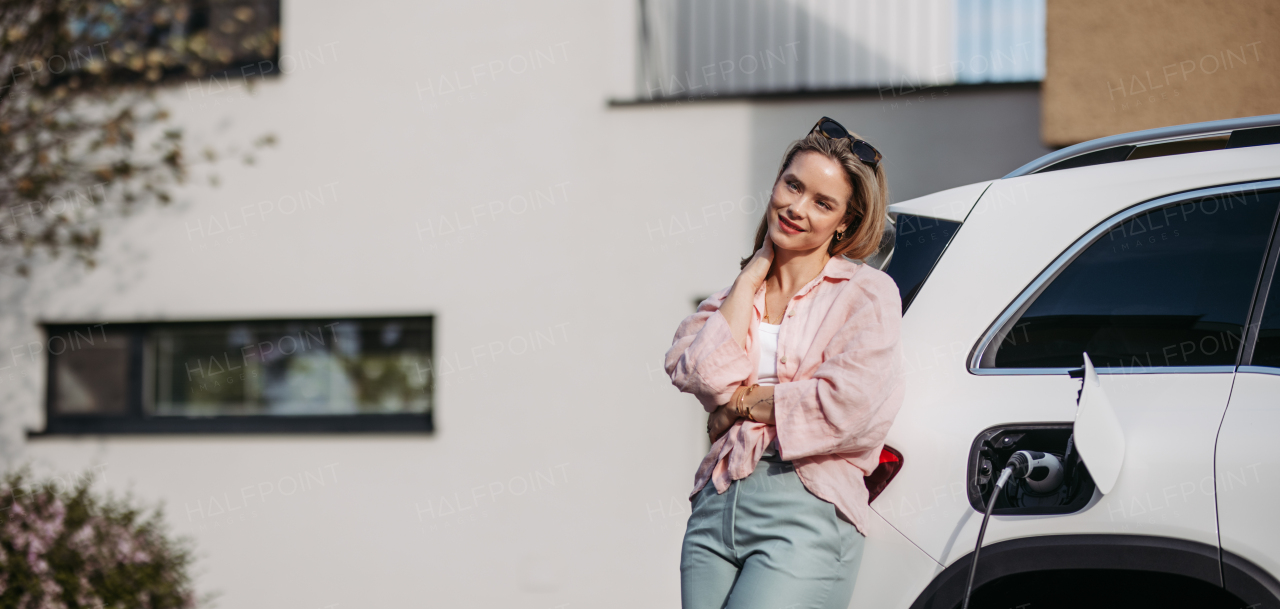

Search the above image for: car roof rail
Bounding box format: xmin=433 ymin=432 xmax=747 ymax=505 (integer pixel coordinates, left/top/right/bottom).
xmin=1003 ymin=113 xmax=1280 ymax=178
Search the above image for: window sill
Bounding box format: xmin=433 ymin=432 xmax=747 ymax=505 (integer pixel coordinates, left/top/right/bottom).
xmin=606 ymin=80 xmax=1041 ymax=107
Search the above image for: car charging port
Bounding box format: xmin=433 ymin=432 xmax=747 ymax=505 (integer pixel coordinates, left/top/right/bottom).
xmin=967 ymin=423 xmax=1097 ymax=515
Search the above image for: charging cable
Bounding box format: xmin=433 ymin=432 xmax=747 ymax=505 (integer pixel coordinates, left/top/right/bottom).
xmin=960 ymin=450 xmax=1063 ymax=609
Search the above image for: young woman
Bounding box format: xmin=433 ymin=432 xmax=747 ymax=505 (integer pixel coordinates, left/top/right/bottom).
xmin=665 ymin=117 xmax=906 ymax=609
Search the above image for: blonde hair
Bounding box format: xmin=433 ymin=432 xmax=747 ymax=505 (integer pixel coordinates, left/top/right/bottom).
xmin=740 ymin=128 xmax=890 ymax=269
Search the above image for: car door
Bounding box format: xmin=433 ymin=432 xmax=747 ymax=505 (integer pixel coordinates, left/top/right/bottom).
xmin=1215 ymin=187 xmax=1280 ymax=600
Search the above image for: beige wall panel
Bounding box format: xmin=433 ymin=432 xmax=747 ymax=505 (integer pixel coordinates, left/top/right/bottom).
xmin=1044 ymin=0 xmax=1280 ymax=147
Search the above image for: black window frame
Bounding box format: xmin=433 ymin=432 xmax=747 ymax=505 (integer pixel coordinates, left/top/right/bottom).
xmin=970 ymin=179 xmax=1280 ymax=375
xmin=1239 ymin=197 xmax=1280 ymax=373
xmin=884 ymin=212 xmax=964 ymax=313
xmin=34 ymin=316 xmax=434 ymax=436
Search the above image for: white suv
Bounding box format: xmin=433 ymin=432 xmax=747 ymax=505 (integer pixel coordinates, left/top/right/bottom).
xmin=851 ymin=113 xmax=1280 ymax=609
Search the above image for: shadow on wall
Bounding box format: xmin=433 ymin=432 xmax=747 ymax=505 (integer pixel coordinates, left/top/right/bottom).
xmin=0 ymin=214 xmax=156 ymax=466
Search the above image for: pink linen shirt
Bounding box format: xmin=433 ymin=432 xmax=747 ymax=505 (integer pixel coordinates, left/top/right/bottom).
xmin=664 ymin=254 xmax=905 ymax=536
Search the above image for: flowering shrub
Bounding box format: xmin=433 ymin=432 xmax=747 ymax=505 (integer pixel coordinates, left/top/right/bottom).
xmin=0 ymin=468 xmax=199 ymax=609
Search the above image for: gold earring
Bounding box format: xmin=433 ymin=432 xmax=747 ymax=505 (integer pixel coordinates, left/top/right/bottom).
xmin=835 ymin=230 xmax=844 ymax=241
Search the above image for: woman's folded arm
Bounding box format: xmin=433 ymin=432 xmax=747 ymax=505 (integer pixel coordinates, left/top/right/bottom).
xmin=664 ymin=291 xmax=754 ymax=412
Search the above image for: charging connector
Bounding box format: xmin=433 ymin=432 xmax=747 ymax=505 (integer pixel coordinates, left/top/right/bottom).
xmin=960 ymin=450 xmax=1064 ymax=609
xmin=961 ymin=464 xmax=1013 ymax=609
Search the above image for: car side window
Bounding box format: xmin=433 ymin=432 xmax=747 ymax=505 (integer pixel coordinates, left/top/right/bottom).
xmin=983 ymin=189 xmax=1280 ymax=370
xmin=1251 ymin=269 xmax=1280 ymax=369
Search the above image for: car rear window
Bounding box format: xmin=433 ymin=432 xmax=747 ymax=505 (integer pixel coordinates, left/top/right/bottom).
xmin=884 ymin=213 xmax=961 ymax=312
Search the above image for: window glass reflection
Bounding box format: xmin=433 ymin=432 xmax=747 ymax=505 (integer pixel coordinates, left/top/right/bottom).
xmin=989 ymin=192 xmax=1279 ymax=369
xmin=152 ymin=319 xmax=432 ymax=416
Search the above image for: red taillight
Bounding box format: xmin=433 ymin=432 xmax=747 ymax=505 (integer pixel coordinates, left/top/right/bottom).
xmin=865 ymin=445 xmax=903 ymax=504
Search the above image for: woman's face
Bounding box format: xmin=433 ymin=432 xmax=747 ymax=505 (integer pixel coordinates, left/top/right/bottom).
xmin=766 ymin=150 xmax=853 ymax=253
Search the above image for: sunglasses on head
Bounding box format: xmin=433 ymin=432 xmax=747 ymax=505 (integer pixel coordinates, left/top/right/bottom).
xmin=810 ymin=116 xmax=883 ymax=169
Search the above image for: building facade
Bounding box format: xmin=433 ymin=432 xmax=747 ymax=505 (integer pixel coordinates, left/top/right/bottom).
xmin=0 ymin=0 xmax=1051 ymax=606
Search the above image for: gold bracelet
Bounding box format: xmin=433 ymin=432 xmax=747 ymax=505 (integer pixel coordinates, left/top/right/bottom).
xmin=740 ymin=384 xmax=760 ymax=422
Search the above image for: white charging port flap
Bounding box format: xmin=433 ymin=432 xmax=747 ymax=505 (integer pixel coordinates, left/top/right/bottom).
xmin=1073 ymin=352 xmax=1126 ymax=494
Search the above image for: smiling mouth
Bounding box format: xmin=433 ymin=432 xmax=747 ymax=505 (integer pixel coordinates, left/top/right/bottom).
xmin=778 ymin=215 xmax=805 ymax=232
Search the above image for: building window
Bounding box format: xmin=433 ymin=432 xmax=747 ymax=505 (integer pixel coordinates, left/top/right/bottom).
xmin=636 ymin=0 xmax=1045 ymax=100
xmin=50 ymin=325 xmax=134 ymax=416
xmin=42 ymin=317 xmax=433 ymax=434
xmin=49 ymin=0 xmax=281 ymax=88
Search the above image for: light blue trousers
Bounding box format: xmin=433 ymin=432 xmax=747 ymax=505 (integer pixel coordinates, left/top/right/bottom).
xmin=680 ymin=443 xmax=866 ymax=609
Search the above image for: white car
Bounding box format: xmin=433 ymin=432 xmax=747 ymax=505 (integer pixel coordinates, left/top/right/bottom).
xmin=851 ymin=113 xmax=1280 ymax=609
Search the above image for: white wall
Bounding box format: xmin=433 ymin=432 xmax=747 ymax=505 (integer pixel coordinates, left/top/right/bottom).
xmin=0 ymin=0 xmax=1049 ymax=607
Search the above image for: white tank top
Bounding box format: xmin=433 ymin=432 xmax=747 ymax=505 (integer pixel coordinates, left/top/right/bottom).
xmin=756 ymin=321 xmax=781 ymax=386
xmin=758 ymin=321 xmax=782 ymax=453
